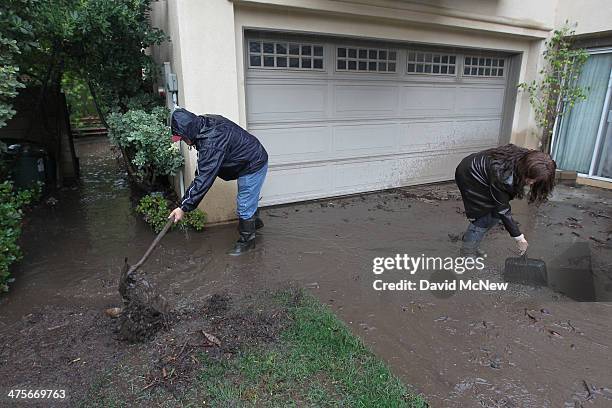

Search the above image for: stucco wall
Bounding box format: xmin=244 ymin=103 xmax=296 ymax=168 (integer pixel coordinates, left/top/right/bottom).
xmin=555 ymin=0 xmax=612 ymax=35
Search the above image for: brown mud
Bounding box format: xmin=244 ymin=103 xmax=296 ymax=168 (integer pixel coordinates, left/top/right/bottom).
xmin=1 ymin=137 xmax=612 ymax=407
xmin=116 ymin=259 xmax=170 ymax=343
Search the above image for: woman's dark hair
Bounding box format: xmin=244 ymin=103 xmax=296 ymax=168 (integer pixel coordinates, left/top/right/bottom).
xmin=487 ymin=144 xmax=556 ymax=204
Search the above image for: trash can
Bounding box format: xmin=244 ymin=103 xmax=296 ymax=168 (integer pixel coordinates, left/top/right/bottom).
xmin=7 ymin=143 xmax=49 ymax=190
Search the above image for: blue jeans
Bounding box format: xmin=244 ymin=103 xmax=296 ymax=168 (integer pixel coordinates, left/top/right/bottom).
xmin=236 ymin=162 xmax=268 ymax=220
xmin=463 ymin=213 xmax=500 ymax=243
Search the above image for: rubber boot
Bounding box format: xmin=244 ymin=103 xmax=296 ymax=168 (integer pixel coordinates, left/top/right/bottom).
xmin=460 ymin=223 xmax=488 ymax=257
xmin=255 ymin=209 xmax=264 ymax=230
xmin=228 ymin=217 xmax=257 ymax=256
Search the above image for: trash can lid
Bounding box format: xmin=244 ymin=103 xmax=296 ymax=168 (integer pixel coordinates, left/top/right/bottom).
xmin=7 ymin=143 xmax=47 ymax=157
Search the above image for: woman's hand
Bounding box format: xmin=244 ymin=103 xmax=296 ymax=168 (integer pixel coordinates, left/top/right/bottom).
xmin=515 ymin=235 xmax=528 ymax=255
xmin=169 ymin=207 xmax=185 ymax=223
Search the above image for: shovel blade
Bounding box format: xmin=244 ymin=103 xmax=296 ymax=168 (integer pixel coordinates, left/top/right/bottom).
xmin=504 ymin=256 xmax=547 ymax=286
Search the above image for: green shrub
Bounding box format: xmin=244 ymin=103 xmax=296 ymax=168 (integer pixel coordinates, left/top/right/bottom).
xmin=135 ymin=193 xmax=207 ymax=233
xmin=0 ymin=141 xmax=10 ymax=180
xmin=0 ymin=181 xmax=41 ymax=292
xmin=107 ymin=107 xmax=184 ymax=190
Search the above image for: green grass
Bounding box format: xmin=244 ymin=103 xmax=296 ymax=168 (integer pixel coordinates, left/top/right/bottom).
xmin=196 ymin=292 xmax=428 ymax=407
xmin=82 ymin=291 xmax=427 ymax=407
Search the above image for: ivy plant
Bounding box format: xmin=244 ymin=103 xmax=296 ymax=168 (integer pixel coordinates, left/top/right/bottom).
xmin=136 ymin=193 xmax=207 ymax=233
xmin=519 ymin=22 xmax=589 ymax=153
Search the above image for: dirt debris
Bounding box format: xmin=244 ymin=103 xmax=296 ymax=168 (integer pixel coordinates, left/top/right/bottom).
xmin=116 ymin=260 xmax=170 ymax=343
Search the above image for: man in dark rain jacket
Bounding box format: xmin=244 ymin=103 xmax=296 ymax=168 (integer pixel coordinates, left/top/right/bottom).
xmin=168 ymin=108 xmax=268 ymax=256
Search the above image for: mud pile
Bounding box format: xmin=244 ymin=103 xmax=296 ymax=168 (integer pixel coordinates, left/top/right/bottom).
xmin=116 ymin=260 xmax=169 ymax=342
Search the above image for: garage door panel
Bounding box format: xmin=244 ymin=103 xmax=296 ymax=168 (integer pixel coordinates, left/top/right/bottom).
xmin=332 ymin=123 xmax=398 ymax=158
xmin=261 ymin=164 xmax=330 ymax=204
xmin=247 ymin=83 xmax=328 ymax=123
xmin=333 ymin=159 xmax=399 ymax=194
xmin=454 ymin=119 xmax=501 ymax=146
xmin=396 ymin=152 xmax=466 ymax=185
xmin=400 ymin=85 xmax=455 ymax=116
xmin=334 ymin=84 xmax=398 ymax=115
xmin=399 ymin=121 xmax=454 ymax=152
xmin=455 ymin=86 xmax=505 ymax=115
xmin=252 ymin=125 xmax=331 ymax=165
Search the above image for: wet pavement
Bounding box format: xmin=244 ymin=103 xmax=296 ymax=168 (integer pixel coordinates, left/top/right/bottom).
xmin=2 ymin=138 xmax=612 ymax=407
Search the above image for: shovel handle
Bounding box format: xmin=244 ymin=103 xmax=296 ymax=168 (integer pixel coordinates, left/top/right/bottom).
xmin=130 ymin=216 xmax=175 ymax=273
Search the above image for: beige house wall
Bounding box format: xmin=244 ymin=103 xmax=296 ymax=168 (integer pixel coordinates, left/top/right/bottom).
xmin=555 ymin=0 xmax=612 ymax=35
xmin=150 ymin=0 xmax=610 ymax=223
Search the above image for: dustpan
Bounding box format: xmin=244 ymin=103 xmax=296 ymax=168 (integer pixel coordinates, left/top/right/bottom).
xmin=503 ymin=252 xmax=547 ymax=286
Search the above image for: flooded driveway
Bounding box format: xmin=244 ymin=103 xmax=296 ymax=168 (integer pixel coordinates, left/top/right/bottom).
xmin=2 ymin=138 xmax=612 ymax=407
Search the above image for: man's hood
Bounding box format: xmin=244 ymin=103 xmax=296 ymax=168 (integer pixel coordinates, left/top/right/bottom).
xmin=171 ymin=108 xmax=201 ymax=143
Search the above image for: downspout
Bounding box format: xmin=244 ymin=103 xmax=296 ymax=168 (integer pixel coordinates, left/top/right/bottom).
xmin=164 ymin=61 xmax=185 ymax=197
xmin=172 ymin=92 xmax=186 ymax=197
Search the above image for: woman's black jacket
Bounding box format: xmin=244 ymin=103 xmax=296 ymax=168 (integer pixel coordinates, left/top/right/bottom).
xmin=455 ymin=151 xmax=521 ymax=237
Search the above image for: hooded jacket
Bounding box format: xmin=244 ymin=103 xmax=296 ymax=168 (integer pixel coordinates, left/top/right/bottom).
xmin=171 ymin=108 xmax=268 ymax=212
xmin=454 ymin=151 xmax=521 ymax=237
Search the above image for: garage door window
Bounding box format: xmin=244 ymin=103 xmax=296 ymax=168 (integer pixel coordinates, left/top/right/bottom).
xmin=248 ymin=40 xmax=324 ymax=70
xmin=463 ymin=56 xmax=505 ymax=77
xmin=336 ymin=47 xmax=397 ymax=72
xmin=406 ymin=51 xmax=456 ymax=75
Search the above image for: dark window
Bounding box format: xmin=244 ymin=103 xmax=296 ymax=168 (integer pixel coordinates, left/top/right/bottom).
xmin=263 ymin=42 xmax=274 ymax=53
xmin=337 ymin=46 xmax=397 ymax=72
xmin=249 ymin=41 xmax=260 ymax=53
xmin=250 ymin=55 xmax=261 ymax=66
xmin=275 ymin=43 xmax=287 ymax=54
xmin=407 ymin=51 xmax=457 ymax=76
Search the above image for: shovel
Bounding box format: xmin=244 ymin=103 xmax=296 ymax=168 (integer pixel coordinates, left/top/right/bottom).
xmin=503 ymin=251 xmax=547 ymax=286
xmin=119 ymin=216 xmax=174 ymax=299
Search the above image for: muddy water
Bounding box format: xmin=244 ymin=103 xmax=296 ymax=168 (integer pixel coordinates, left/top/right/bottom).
xmin=2 ymin=138 xmax=612 ymax=407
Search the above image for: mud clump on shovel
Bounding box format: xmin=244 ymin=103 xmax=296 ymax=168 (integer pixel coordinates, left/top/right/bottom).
xmin=116 ymin=258 xmax=170 ymax=343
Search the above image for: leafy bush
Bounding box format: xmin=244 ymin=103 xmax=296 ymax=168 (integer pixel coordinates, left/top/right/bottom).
xmin=0 ymin=0 xmax=34 ymax=129
xmin=136 ymin=193 xmax=206 ymax=233
xmin=0 ymin=141 xmax=10 ymax=180
xmin=107 ymin=107 xmax=183 ymax=190
xmin=0 ymin=181 xmax=41 ymax=291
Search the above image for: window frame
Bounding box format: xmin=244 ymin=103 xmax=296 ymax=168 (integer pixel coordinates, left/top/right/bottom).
xmin=335 ymin=46 xmax=398 ymax=73
xmin=406 ymin=50 xmax=458 ymax=76
xmin=462 ymin=56 xmax=506 ymax=78
xmin=247 ymin=39 xmax=325 ymax=71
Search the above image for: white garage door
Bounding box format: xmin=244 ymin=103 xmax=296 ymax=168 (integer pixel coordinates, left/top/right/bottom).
xmin=245 ymin=35 xmax=511 ymax=206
